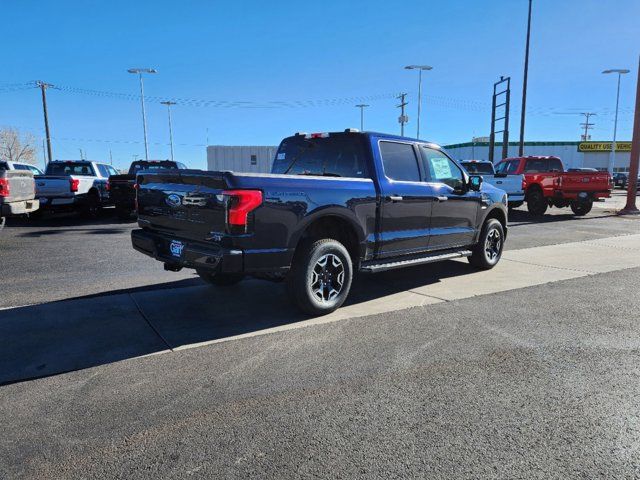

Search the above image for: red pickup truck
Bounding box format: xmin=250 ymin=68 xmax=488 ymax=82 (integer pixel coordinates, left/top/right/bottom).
xmin=495 ymin=156 xmax=611 ymax=216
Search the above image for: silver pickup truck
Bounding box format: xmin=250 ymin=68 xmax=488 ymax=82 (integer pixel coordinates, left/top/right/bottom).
xmin=460 ymin=160 xmax=525 ymax=209
xmin=36 ymin=160 xmax=118 ymax=216
xmin=0 ymin=162 xmax=39 ymax=230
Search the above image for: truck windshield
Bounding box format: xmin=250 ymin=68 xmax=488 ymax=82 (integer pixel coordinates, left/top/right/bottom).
xmin=129 ymin=161 xmax=180 ymax=174
xmin=45 ymin=162 xmax=95 ymax=176
xmin=272 ymin=133 xmax=368 ymax=178
xmin=461 ymin=162 xmax=494 ymax=175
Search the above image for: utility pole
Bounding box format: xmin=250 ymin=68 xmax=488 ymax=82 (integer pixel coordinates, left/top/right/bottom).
xmin=621 ymin=57 xmax=640 ymax=214
xmin=579 ymin=112 xmax=596 ymax=141
xmin=36 ymin=81 xmax=54 ymax=164
xmin=160 ymin=101 xmax=177 ymax=161
xmin=109 ymin=149 xmax=113 ymax=165
xmin=397 ymin=93 xmax=409 ymax=137
xmin=519 ymin=0 xmax=533 ymax=156
xmin=355 ymin=104 xmax=369 ymax=130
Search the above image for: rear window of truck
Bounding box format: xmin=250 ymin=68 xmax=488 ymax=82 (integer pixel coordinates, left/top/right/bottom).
xmin=129 ymin=161 xmax=183 ymax=174
xmin=272 ymin=134 xmax=368 ymax=178
xmin=461 ymin=162 xmax=494 ymax=175
xmin=46 ymin=162 xmax=95 ymax=176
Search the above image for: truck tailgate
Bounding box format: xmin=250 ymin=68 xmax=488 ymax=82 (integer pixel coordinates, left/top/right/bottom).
xmin=35 ymin=176 xmax=72 ymax=197
xmin=560 ymin=172 xmax=611 ymax=193
xmin=1 ymin=170 xmax=34 ymax=203
xmin=137 ymin=170 xmax=230 ymax=242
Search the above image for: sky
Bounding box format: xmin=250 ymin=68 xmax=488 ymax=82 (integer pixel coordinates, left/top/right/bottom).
xmin=1 ymin=0 xmax=639 ymax=171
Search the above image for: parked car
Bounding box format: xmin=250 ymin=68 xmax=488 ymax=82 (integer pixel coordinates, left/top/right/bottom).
xmin=131 ymin=130 xmax=508 ymax=315
xmin=460 ymin=160 xmax=525 ymax=209
xmin=0 ymin=161 xmax=39 ymax=230
xmin=2 ymin=161 xmax=44 ymax=175
xmin=495 ymin=156 xmax=611 ymax=216
xmin=109 ymin=160 xmax=187 ymax=219
xmin=612 ymin=172 xmax=633 ymax=189
xmin=35 ymin=160 xmax=118 ymax=216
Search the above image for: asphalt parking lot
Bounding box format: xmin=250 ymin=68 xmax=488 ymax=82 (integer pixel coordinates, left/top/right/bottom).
xmin=1 ymin=192 xmax=639 ymax=479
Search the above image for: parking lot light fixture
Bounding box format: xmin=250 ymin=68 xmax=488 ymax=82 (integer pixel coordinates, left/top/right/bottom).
xmin=602 ymin=68 xmax=630 ymax=174
xmin=128 ymin=68 xmax=157 ymax=160
xmin=404 ymin=65 xmax=433 ymax=139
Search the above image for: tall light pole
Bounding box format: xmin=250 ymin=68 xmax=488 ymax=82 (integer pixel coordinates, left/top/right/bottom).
xmin=355 ymin=104 xmax=369 ymax=130
xmin=519 ymin=0 xmax=533 ymax=156
xmin=160 ymin=101 xmax=176 ymax=161
xmin=128 ymin=68 xmax=157 ymax=160
xmin=404 ymin=65 xmax=432 ymax=139
xmin=602 ymin=68 xmax=630 ymax=173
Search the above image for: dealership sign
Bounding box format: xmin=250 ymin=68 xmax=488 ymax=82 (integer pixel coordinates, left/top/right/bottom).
xmin=578 ymin=142 xmax=632 ymax=152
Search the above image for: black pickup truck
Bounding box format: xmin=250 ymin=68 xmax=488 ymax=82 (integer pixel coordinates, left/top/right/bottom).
xmin=109 ymin=160 xmax=187 ymax=219
xmin=132 ymin=130 xmax=508 ymax=315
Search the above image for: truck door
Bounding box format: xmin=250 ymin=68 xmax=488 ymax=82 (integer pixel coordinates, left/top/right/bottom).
xmin=419 ymin=146 xmax=480 ymax=250
xmin=376 ymin=140 xmax=434 ymax=258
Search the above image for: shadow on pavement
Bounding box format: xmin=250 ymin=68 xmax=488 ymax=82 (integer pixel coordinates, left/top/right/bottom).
xmin=0 ymin=260 xmax=473 ymax=386
xmin=507 ymin=208 xmax=616 ymax=227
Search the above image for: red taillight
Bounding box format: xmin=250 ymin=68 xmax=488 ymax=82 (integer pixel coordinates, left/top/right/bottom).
xmin=223 ymin=189 xmax=263 ymax=227
xmin=69 ymin=178 xmax=80 ymax=192
xmin=105 ymin=180 xmax=110 ymax=191
xmin=521 ymin=177 xmax=527 ymax=190
xmin=0 ymin=178 xmax=10 ymax=198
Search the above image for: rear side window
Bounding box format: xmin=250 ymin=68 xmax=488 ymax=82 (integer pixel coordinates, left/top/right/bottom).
xmin=272 ymin=134 xmax=368 ymax=178
xmin=97 ymin=164 xmax=110 ymax=177
xmin=495 ymin=160 xmax=520 ymax=174
xmin=523 ymin=159 xmax=548 ymax=173
xmin=45 ymin=162 xmax=95 ymax=176
xmin=379 ymin=141 xmax=420 ymax=182
xmin=0 ymin=162 xmax=8 ymax=171
xmin=548 ymin=158 xmax=563 ymax=172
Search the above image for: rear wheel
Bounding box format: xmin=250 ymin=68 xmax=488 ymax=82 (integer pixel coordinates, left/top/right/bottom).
xmin=83 ymin=192 xmax=101 ymax=218
xmin=468 ymin=218 xmax=504 ymax=270
xmin=570 ymin=200 xmax=592 ymax=216
xmin=286 ymin=238 xmax=353 ymax=316
xmin=526 ymin=188 xmax=548 ymax=216
xmin=196 ymin=269 xmax=245 ymax=286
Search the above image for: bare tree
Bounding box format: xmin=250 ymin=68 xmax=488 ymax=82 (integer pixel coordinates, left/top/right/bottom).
xmin=0 ymin=128 xmax=37 ymax=165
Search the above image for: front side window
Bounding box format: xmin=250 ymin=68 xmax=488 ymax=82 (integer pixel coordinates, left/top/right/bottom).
xmin=548 ymin=158 xmax=563 ymax=172
xmin=379 ymin=141 xmax=420 ymax=182
xmin=420 ymin=147 xmax=465 ymax=189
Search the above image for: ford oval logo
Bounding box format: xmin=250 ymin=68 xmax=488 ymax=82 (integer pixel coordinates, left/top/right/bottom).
xmin=165 ymin=193 xmax=182 ymax=208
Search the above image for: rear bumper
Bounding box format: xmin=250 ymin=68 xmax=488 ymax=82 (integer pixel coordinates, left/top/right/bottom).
xmin=551 ymin=190 xmax=611 ymax=201
xmin=1 ymin=199 xmax=39 ymax=216
xmin=131 ymin=229 xmax=294 ymax=274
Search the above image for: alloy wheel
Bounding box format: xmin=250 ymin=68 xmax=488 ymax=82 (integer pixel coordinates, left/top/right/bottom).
xmin=484 ymin=228 xmax=502 ymax=261
xmin=311 ymin=253 xmax=345 ymax=303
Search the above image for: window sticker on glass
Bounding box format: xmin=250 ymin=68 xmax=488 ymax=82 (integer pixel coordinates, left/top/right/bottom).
xmin=276 ymin=152 xmax=286 ymax=160
xmin=430 ymin=157 xmax=452 ymax=179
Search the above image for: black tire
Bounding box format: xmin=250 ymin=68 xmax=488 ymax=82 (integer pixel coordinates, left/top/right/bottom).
xmin=526 ymin=188 xmax=548 ymax=216
xmin=570 ymin=200 xmax=592 ymax=216
xmin=468 ymin=218 xmax=505 ymax=270
xmin=286 ymin=238 xmax=353 ymax=316
xmin=196 ymin=269 xmax=245 ymax=286
xmin=83 ymin=192 xmax=101 ymax=218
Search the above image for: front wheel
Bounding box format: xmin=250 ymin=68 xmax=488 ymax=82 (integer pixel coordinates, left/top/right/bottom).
xmin=526 ymin=189 xmax=548 ymax=216
xmin=468 ymin=218 xmax=505 ymax=270
xmin=570 ymin=200 xmax=592 ymax=216
xmin=286 ymin=238 xmax=353 ymax=316
xmin=196 ymin=270 xmax=245 ymax=286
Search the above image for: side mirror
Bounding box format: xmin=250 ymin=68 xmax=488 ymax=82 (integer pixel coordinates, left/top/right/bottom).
xmin=469 ymin=175 xmax=483 ymax=192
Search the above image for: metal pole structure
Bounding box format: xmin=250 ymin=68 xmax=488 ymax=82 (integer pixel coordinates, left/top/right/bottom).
xmin=405 ymin=65 xmax=432 ymax=139
xmin=161 ymin=101 xmax=176 ymax=161
xmin=355 ymin=104 xmax=369 ymax=131
xmin=621 ymin=58 xmax=640 ymax=214
xmin=579 ymin=112 xmax=596 ymax=140
xmin=36 ymin=81 xmax=54 ymax=164
xmin=519 ymin=0 xmax=532 ymax=156
xmin=603 ymin=69 xmax=630 ymax=173
xmin=397 ymin=93 xmax=408 ymax=137
xmin=128 ymin=68 xmax=157 ymax=161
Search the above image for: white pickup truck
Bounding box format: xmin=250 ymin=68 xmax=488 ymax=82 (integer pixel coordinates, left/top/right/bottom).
xmin=460 ymin=160 xmax=525 ymax=209
xmin=35 ymin=161 xmax=119 ymax=216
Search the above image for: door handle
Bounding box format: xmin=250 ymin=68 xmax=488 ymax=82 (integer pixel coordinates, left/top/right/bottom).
xmin=435 ymin=196 xmax=448 ymax=202
xmin=386 ymin=195 xmax=403 ymax=202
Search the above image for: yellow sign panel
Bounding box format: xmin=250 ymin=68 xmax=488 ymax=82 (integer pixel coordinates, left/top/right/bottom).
xmin=578 ymin=142 xmax=632 ymax=152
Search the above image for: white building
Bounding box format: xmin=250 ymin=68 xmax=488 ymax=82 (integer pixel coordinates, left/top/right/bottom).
xmin=206 ymin=145 xmax=277 ymax=173
xmin=443 ymin=140 xmax=632 ymax=173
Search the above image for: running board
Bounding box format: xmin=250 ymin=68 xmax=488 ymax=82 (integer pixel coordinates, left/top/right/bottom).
xmin=360 ymin=250 xmax=472 ymax=273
